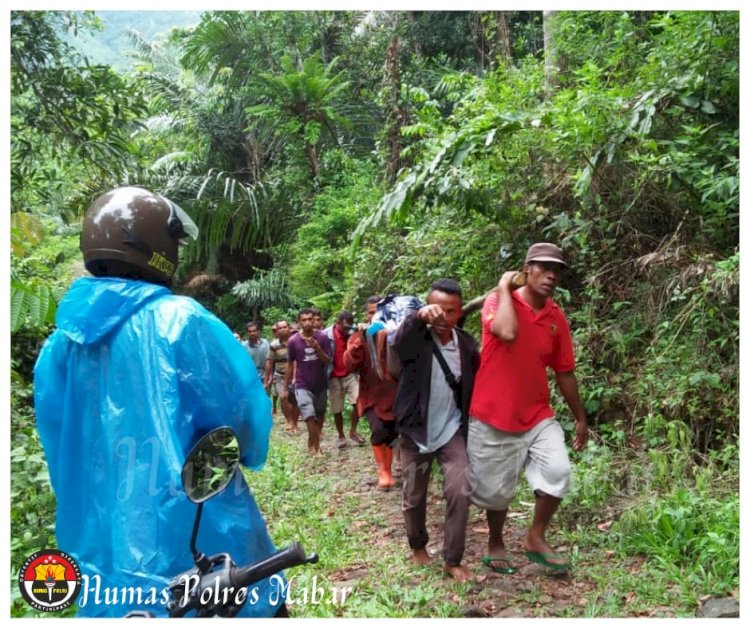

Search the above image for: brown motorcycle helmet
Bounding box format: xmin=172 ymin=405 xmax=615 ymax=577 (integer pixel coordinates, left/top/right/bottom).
xmin=81 ymin=186 xmax=198 ymax=286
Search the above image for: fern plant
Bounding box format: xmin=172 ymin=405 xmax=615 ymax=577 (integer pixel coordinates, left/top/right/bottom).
xmin=11 ymin=213 xmax=57 ymax=332
xmin=11 ymin=282 xmax=56 ymax=333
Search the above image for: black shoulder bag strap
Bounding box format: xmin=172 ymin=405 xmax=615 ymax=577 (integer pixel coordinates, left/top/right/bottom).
xmin=432 ymin=342 xmax=460 ymax=392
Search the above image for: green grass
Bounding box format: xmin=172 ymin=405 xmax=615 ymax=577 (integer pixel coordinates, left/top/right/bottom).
xmin=552 ymin=445 xmax=738 ymax=618
xmin=243 ymin=419 xmax=739 ymax=618
xmin=11 ymin=401 xmax=739 ymax=618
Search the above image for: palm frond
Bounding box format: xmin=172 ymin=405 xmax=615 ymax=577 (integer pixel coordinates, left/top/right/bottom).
xmin=231 ymin=269 xmax=294 ymax=310
xmin=125 ymin=27 xmax=157 ymax=58
xmin=151 ymin=151 xmax=191 ymax=173
xmin=140 ymin=115 xmax=185 ymax=133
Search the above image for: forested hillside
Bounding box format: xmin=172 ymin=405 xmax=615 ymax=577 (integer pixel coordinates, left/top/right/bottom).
xmin=10 ymin=10 xmax=739 ymax=618
xmin=63 ymin=11 xmax=202 ymax=70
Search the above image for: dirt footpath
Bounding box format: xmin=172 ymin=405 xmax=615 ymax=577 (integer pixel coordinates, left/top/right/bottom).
xmin=291 ymin=426 xmax=606 ymax=618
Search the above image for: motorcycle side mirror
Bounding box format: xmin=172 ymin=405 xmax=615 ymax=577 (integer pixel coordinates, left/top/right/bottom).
xmin=182 ymin=427 xmax=241 ymax=571
xmin=182 ymin=427 xmax=241 ymax=503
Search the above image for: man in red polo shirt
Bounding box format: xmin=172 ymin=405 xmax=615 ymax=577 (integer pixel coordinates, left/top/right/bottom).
xmin=468 ymin=242 xmax=588 ymax=573
xmin=324 ymin=311 xmax=366 ymax=448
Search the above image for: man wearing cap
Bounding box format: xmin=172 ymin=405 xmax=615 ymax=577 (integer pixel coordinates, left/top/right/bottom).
xmin=467 ymin=242 xmax=588 ymax=574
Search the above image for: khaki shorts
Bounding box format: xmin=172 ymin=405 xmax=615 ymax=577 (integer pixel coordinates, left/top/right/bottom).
xmin=272 ymin=372 xmax=285 ymax=397
xmin=467 ymin=417 xmax=571 ymax=511
xmin=328 ymin=373 xmax=359 ymax=414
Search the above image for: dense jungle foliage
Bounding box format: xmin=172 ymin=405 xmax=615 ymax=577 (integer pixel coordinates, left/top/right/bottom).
xmin=10 ymin=10 xmax=739 ymax=617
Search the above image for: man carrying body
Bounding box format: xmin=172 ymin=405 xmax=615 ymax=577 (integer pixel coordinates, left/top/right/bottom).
xmin=284 ymin=308 xmax=332 ymax=455
xmin=243 ymin=321 xmax=270 ymax=382
xmin=266 ymin=320 xmax=299 ymax=434
xmin=324 ymin=311 xmax=366 ymax=448
xmin=344 ymin=296 xmax=399 ymax=489
xmin=357 ymin=296 xmax=403 ymax=475
xmin=468 ymin=243 xmax=588 ymax=573
xmin=392 ymin=279 xmax=480 ymax=582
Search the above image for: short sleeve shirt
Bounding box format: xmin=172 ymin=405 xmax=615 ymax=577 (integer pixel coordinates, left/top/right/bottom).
xmin=268 ymin=339 xmax=288 ymax=375
xmin=469 ymin=290 xmax=575 ymax=432
xmin=287 ymin=331 xmax=333 ymax=393
xmin=244 ymin=338 xmax=270 ymax=378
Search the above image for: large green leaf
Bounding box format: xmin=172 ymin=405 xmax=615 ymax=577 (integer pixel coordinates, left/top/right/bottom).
xmin=10 ymin=282 xmax=56 ymax=332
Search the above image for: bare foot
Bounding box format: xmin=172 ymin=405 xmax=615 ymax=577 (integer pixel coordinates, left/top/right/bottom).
xmin=443 ymin=564 xmax=471 ymax=582
xmin=411 ymin=549 xmax=431 ymax=565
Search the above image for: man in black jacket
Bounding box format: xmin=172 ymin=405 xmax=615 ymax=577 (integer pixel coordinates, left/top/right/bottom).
xmin=392 ymin=279 xmax=480 ymax=582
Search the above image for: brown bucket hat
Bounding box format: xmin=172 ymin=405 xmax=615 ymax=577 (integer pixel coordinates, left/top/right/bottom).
xmin=524 ymin=242 xmax=568 ymax=268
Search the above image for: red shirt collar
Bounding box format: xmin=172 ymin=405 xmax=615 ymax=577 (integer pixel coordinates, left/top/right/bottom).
xmin=512 ymin=290 xmax=556 ymax=319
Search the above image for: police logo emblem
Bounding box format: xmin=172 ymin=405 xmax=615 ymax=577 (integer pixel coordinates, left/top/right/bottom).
xmin=18 ymin=549 xmax=82 ymax=612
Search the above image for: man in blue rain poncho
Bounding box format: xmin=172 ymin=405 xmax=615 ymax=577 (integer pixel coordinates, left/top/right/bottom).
xmin=33 ymin=187 xmax=288 ymax=617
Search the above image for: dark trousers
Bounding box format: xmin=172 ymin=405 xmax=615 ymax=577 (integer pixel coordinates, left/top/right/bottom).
xmin=400 ymin=430 xmax=471 ymax=566
xmin=365 ymin=409 xmax=398 ymax=445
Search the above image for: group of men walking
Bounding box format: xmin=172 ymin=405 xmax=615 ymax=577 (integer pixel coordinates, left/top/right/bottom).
xmin=240 ymin=308 xmax=367 ymax=456
xmin=33 ymin=183 xmax=591 ymax=619
xmin=241 ymin=242 xmax=589 ymax=581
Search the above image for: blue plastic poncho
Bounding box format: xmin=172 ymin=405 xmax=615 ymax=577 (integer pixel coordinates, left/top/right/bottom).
xmin=33 ymin=277 xmax=285 ymax=617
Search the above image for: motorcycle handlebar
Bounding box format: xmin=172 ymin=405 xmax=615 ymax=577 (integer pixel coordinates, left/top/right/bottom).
xmin=165 ymin=543 xmax=319 ymax=617
xmin=235 ymin=542 xmax=319 ymax=590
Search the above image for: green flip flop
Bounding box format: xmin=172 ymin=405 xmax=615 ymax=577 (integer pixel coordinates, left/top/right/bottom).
xmin=481 ymin=555 xmax=518 ymax=574
xmin=524 ymin=551 xmax=570 ymax=571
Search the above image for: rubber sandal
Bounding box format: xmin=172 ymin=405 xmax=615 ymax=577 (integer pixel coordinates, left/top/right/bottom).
xmin=349 ymin=433 xmax=366 ymax=445
xmin=524 ymin=551 xmax=570 ymax=571
xmin=481 ymin=555 xmax=518 ymax=574
xmin=337 ymin=437 xmax=347 ymax=449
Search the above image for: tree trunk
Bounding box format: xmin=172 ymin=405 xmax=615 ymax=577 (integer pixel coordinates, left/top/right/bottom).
xmin=495 ymin=12 xmax=513 ymax=66
xmin=407 ymin=12 xmax=422 ymax=57
xmin=385 ymin=33 xmax=404 ymax=183
xmin=543 ymin=10 xmax=560 ymax=97
xmin=306 ymin=141 xmax=319 ymax=179
xmin=472 ymin=13 xmax=489 ymax=71
xmin=316 ymin=13 xmax=329 ymax=64
xmin=245 ymin=130 xmax=263 ymax=184
xmin=207 ymin=246 xmax=220 ymax=275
